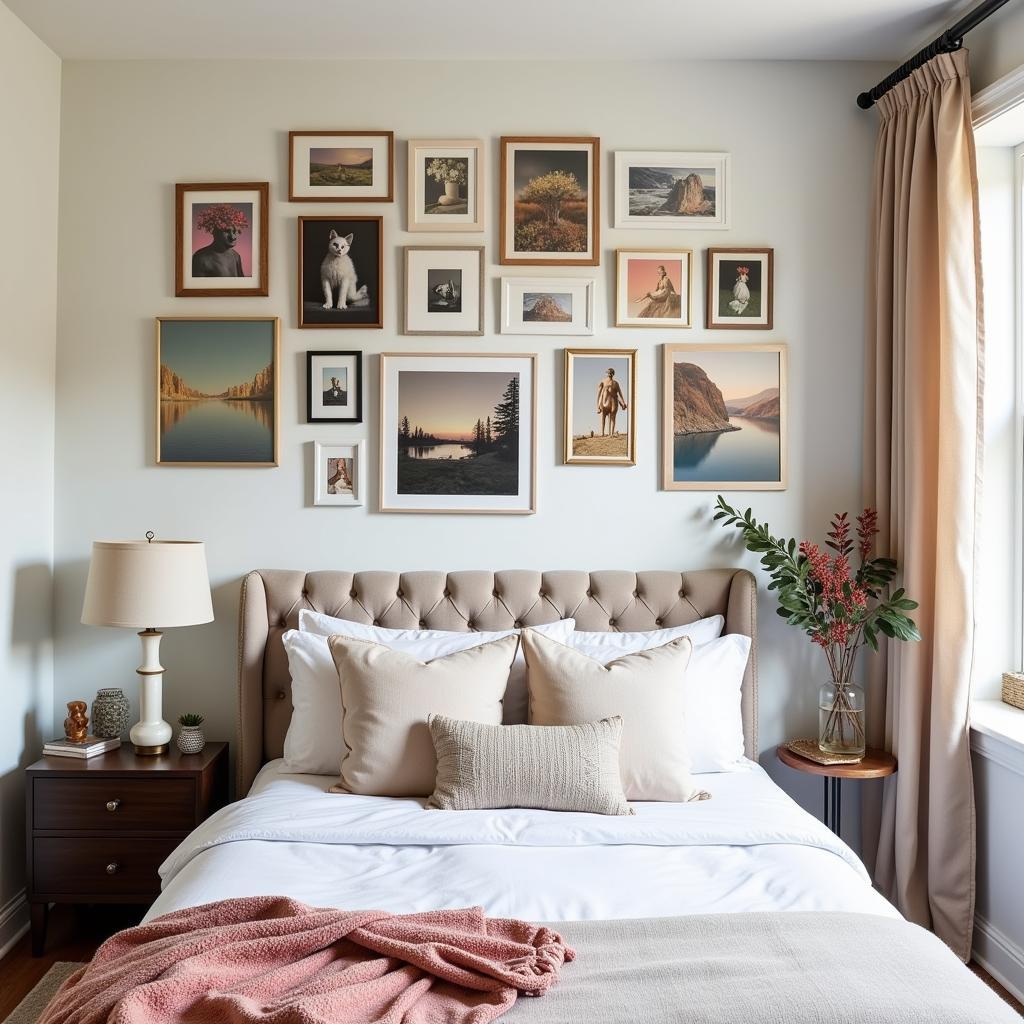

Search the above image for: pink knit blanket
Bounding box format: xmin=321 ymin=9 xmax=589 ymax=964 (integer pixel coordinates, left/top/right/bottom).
xmin=40 ymin=896 xmax=575 ymax=1024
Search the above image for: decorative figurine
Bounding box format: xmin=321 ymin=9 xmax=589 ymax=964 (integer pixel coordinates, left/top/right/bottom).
xmin=64 ymin=701 xmax=89 ymax=743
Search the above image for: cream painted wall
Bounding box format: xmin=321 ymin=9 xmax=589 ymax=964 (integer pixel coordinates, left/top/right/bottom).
xmin=969 ymin=2 xmax=1024 ymax=92
xmin=0 ymin=0 xmax=60 ymax=952
xmin=53 ymin=58 xmax=887 ymax=828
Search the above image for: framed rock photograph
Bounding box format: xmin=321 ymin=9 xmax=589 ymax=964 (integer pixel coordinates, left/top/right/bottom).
xmin=407 ymin=139 xmax=484 ymax=232
xmin=379 ymin=352 xmax=537 ymax=515
xmin=313 ymin=440 xmax=364 ymax=506
xmin=615 ymin=250 xmax=692 ymax=328
xmin=661 ymin=343 xmax=787 ymax=491
xmin=706 ymin=248 xmax=774 ymax=329
xmin=306 ymin=350 xmax=363 ymax=423
xmin=155 ymin=316 xmax=279 ymax=467
xmin=564 ymin=348 xmax=636 ymax=466
xmin=288 ymin=130 xmax=394 ymax=202
xmin=175 ymin=182 xmax=268 ymax=297
xmin=298 ymin=216 xmax=383 ymax=329
xmin=614 ymin=151 xmax=730 ymax=230
xmin=403 ymin=246 xmax=484 ymax=336
xmin=500 ymin=277 xmax=594 ymax=336
xmin=499 ymin=136 xmax=599 ymax=266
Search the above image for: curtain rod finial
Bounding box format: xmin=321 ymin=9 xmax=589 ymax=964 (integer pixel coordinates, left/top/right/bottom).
xmin=857 ymin=92 xmax=875 ymax=110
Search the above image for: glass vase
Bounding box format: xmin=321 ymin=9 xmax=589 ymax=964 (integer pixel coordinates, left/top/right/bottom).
xmin=818 ymin=681 xmax=866 ymax=758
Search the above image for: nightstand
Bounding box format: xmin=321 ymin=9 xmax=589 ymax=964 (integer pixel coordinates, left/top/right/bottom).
xmin=25 ymin=742 xmax=228 ymax=956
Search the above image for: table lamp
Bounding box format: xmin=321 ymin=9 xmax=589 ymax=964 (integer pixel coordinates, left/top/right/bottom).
xmin=81 ymin=533 xmax=214 ymax=755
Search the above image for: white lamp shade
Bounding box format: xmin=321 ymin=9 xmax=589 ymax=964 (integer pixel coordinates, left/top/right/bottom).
xmin=81 ymin=540 xmax=214 ymax=629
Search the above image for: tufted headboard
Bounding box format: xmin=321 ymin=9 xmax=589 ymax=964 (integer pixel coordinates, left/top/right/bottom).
xmin=237 ymin=568 xmax=758 ymax=794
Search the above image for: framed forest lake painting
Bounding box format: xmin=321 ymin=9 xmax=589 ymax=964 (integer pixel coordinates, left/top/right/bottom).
xmin=661 ymin=343 xmax=786 ymax=491
xmin=614 ymin=151 xmax=730 ymax=230
xmin=379 ymin=352 xmax=537 ymax=514
xmin=156 ymin=317 xmax=279 ymax=467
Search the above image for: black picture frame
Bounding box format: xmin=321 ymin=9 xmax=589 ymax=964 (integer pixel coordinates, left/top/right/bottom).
xmin=306 ymin=349 xmax=363 ymax=423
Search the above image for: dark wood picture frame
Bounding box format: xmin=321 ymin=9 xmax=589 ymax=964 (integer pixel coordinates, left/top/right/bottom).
xmin=306 ymin=350 xmax=363 ymax=423
xmin=288 ymin=130 xmax=394 ymax=203
xmin=705 ymin=247 xmax=775 ymax=330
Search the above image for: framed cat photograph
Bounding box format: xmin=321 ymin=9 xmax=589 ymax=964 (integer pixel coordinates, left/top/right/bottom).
xmin=403 ymin=246 xmax=484 ymax=335
xmin=175 ymin=182 xmax=269 ymax=297
xmin=289 ymin=131 xmax=394 ymax=202
xmin=615 ymin=249 xmax=692 ymax=328
xmin=306 ymin=350 xmax=363 ymax=423
xmin=313 ymin=440 xmax=365 ymax=507
xmin=706 ymin=247 xmax=774 ymax=329
xmin=297 ymin=216 xmax=383 ymax=329
xmin=407 ymin=139 xmax=484 ymax=232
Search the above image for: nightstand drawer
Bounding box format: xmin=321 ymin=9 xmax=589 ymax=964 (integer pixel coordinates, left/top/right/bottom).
xmin=33 ymin=837 xmax=174 ymax=895
xmin=33 ymin=777 xmax=196 ymax=831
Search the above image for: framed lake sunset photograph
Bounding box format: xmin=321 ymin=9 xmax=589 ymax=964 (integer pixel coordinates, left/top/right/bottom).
xmin=564 ymin=348 xmax=636 ymax=466
xmin=379 ymin=352 xmax=537 ymax=514
xmin=614 ymin=151 xmax=730 ymax=229
xmin=662 ymin=343 xmax=786 ymax=491
xmin=156 ymin=317 xmax=279 ymax=467
xmin=615 ymin=249 xmax=692 ymax=327
xmin=288 ymin=131 xmax=394 ymax=202
xmin=407 ymin=139 xmax=484 ymax=232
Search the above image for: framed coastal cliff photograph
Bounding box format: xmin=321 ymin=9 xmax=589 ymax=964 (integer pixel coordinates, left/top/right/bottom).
xmin=661 ymin=343 xmax=786 ymax=491
xmin=306 ymin=350 xmax=362 ymax=423
xmin=407 ymin=139 xmax=484 ymax=232
xmin=706 ymin=248 xmax=774 ymax=329
xmin=175 ymin=182 xmax=268 ymax=297
xmin=403 ymin=246 xmax=484 ymax=335
xmin=564 ymin=348 xmax=636 ymax=466
xmin=614 ymin=151 xmax=730 ymax=230
xmin=615 ymin=250 xmax=692 ymax=328
xmin=156 ymin=317 xmax=279 ymax=467
xmin=313 ymin=440 xmax=365 ymax=506
xmin=289 ymin=131 xmax=394 ymax=202
xmin=500 ymin=277 xmax=594 ymax=335
xmin=500 ymin=136 xmax=599 ymax=266
xmin=298 ymin=216 xmax=383 ymax=329
xmin=379 ymin=352 xmax=537 ymax=514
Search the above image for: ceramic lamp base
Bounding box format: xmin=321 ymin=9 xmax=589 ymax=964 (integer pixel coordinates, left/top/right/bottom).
xmin=130 ymin=629 xmax=172 ymax=757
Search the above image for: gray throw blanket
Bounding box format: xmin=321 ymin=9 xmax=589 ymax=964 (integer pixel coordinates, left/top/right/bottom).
xmin=504 ymin=912 xmax=1019 ymax=1023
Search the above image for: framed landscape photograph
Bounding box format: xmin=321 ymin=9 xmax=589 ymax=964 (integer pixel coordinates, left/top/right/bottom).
xmin=175 ymin=182 xmax=268 ymax=297
xmin=706 ymin=248 xmax=774 ymax=329
xmin=661 ymin=343 xmax=786 ymax=491
xmin=500 ymin=277 xmax=594 ymax=335
xmin=407 ymin=139 xmax=484 ymax=232
xmin=379 ymin=352 xmax=537 ymax=514
xmin=306 ymin=350 xmax=362 ymax=423
xmin=298 ymin=216 xmax=383 ymax=329
xmin=564 ymin=348 xmax=636 ymax=466
xmin=500 ymin=136 xmax=599 ymax=266
xmin=156 ymin=317 xmax=279 ymax=467
xmin=313 ymin=440 xmax=364 ymax=506
xmin=615 ymin=250 xmax=692 ymax=327
xmin=614 ymin=151 xmax=730 ymax=230
xmin=403 ymin=246 xmax=484 ymax=336
xmin=289 ymin=131 xmax=393 ymax=202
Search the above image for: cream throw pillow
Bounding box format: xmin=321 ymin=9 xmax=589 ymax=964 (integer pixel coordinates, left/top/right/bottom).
xmin=328 ymin=633 xmax=518 ymax=796
xmin=522 ymin=630 xmax=707 ymax=802
xmin=427 ymin=714 xmax=633 ymax=815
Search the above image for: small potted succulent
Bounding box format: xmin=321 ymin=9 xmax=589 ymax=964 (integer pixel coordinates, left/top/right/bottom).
xmin=176 ymin=713 xmax=206 ymax=755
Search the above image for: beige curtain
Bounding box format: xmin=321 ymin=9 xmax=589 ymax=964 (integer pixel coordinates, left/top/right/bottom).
xmin=863 ymin=48 xmax=983 ymax=962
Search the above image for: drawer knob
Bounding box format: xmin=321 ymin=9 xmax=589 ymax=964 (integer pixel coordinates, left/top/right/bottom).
xmin=105 ymin=862 xmax=119 ymax=875
xmin=106 ymin=799 xmax=121 ymax=812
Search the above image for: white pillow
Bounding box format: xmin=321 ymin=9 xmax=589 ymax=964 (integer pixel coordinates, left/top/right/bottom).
xmin=570 ymin=631 xmax=750 ymax=773
xmin=570 ymin=615 xmax=724 ymax=656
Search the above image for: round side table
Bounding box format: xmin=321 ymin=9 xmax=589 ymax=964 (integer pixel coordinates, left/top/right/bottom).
xmin=776 ymin=744 xmax=897 ymax=838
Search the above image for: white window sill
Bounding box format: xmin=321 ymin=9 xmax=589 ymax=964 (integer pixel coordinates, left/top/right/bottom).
xmin=970 ymin=699 xmax=1024 ymax=776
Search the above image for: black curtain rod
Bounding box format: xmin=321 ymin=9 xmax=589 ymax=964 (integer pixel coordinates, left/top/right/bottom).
xmin=856 ymin=0 xmax=1012 ymax=109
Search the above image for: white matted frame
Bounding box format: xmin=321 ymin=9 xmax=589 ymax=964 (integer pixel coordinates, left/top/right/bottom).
xmin=403 ymin=246 xmax=484 ymax=336
xmin=314 ymin=440 xmax=364 ymax=506
xmin=407 ymin=139 xmax=484 ymax=232
xmin=500 ymin=277 xmax=594 ymax=335
xmin=289 ymin=131 xmax=394 ymax=202
xmin=614 ymin=151 xmax=731 ymax=230
xmin=615 ymin=249 xmax=692 ymax=328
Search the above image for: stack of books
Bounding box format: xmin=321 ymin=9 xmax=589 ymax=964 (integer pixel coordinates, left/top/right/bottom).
xmin=43 ymin=736 xmax=121 ymax=759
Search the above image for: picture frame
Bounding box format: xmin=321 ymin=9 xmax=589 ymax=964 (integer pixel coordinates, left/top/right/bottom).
xmin=661 ymin=343 xmax=787 ymax=491
xmin=379 ymin=352 xmax=537 ymax=515
xmin=614 ymin=151 xmax=730 ymax=230
xmin=403 ymin=246 xmax=484 ymax=336
xmin=706 ymin=248 xmax=774 ymax=329
xmin=175 ymin=182 xmax=269 ymax=297
xmin=306 ymin=350 xmax=363 ymax=423
xmin=499 ymin=136 xmax=600 ymax=266
xmin=615 ymin=250 xmax=693 ymax=328
xmin=500 ymin=277 xmax=594 ymax=336
xmin=288 ymin=130 xmax=394 ymax=203
xmin=297 ymin=216 xmax=383 ymax=329
xmin=407 ymin=139 xmax=484 ymax=232
xmin=564 ymin=348 xmax=637 ymax=466
xmin=313 ymin=440 xmax=365 ymax=506
xmin=155 ymin=316 xmax=279 ymax=467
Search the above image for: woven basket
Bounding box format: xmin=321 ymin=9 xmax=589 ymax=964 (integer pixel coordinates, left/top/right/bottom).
xmin=1002 ymin=672 xmax=1024 ymax=711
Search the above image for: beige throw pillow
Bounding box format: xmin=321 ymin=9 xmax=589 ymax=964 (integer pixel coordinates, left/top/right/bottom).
xmin=427 ymin=714 xmax=633 ymax=815
xmin=328 ymin=633 xmax=518 ymax=796
xmin=522 ymin=630 xmax=707 ymax=802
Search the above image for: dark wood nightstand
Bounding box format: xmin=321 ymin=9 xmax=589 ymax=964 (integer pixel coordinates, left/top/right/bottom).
xmin=25 ymin=742 xmax=228 ymax=956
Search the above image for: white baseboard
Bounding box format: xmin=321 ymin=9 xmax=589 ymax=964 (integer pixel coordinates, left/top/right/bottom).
xmin=974 ymin=914 xmax=1024 ymax=1003
xmin=0 ymin=889 xmax=28 ymax=962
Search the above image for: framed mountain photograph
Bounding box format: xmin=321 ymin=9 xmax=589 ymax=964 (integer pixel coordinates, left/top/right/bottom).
xmin=306 ymin=350 xmax=362 ymax=423
xmin=614 ymin=151 xmax=730 ymax=230
xmin=298 ymin=216 xmax=383 ymax=329
xmin=407 ymin=139 xmax=484 ymax=232
xmin=403 ymin=246 xmax=484 ymax=335
xmin=706 ymin=247 xmax=774 ymax=329
xmin=289 ymin=131 xmax=394 ymax=202
xmin=499 ymin=277 xmax=594 ymax=335
xmin=564 ymin=348 xmax=637 ymax=466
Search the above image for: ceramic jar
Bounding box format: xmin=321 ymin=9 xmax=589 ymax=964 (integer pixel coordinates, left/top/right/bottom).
xmin=176 ymin=725 xmax=205 ymax=755
xmin=91 ymin=688 xmax=131 ymax=739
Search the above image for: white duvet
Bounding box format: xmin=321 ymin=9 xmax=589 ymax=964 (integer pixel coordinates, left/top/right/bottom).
xmin=148 ymin=759 xmax=898 ymax=924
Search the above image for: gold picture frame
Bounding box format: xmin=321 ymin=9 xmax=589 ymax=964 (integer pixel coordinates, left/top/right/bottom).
xmin=615 ymin=249 xmax=693 ymax=328
xmin=564 ymin=348 xmax=637 ymax=466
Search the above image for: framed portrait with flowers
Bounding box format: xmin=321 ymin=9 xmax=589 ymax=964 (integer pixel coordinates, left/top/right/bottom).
xmin=175 ymin=182 xmax=269 ymax=297
xmin=407 ymin=139 xmax=484 ymax=232
xmin=706 ymin=247 xmax=774 ymax=329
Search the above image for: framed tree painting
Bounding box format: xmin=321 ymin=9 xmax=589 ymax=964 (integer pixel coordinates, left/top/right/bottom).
xmin=403 ymin=246 xmax=484 ymax=335
xmin=661 ymin=343 xmax=787 ymax=491
xmin=564 ymin=348 xmax=636 ymax=466
xmin=175 ymin=182 xmax=269 ymax=297
xmin=706 ymin=247 xmax=774 ymax=329
xmin=379 ymin=352 xmax=537 ymax=514
xmin=407 ymin=139 xmax=484 ymax=232
xmin=298 ymin=216 xmax=383 ymax=329
xmin=156 ymin=316 xmax=279 ymax=467
xmin=615 ymin=249 xmax=692 ymax=328
xmin=289 ymin=131 xmax=394 ymax=202
xmin=313 ymin=440 xmax=365 ymax=506
xmin=306 ymin=350 xmax=363 ymax=423
xmin=614 ymin=151 xmax=730 ymax=230
xmin=499 ymin=136 xmax=599 ymax=266
xmin=500 ymin=277 xmax=595 ymax=336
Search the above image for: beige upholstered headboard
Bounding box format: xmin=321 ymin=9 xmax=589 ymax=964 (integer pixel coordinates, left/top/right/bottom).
xmin=237 ymin=568 xmax=758 ymax=794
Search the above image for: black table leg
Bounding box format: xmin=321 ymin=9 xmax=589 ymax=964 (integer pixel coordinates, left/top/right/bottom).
xmin=823 ymin=777 xmax=842 ymax=837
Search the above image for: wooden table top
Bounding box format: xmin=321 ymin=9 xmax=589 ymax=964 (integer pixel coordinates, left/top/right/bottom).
xmin=27 ymin=741 xmax=227 ymax=775
xmin=776 ymin=743 xmax=897 ymax=779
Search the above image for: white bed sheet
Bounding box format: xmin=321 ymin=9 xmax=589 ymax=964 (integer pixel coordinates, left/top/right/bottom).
xmin=147 ymin=758 xmax=898 ymax=924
